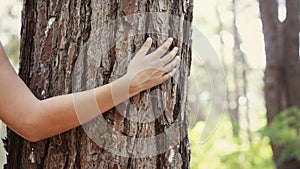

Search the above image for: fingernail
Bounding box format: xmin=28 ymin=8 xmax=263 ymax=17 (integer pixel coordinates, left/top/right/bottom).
xmin=147 ymin=37 xmax=152 ymax=41
xmin=174 ymin=47 xmax=178 ymax=51
xmin=169 ymin=37 xmax=173 ymax=41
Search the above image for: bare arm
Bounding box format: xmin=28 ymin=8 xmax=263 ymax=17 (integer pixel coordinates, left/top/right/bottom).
xmin=0 ymin=38 xmax=179 ymax=142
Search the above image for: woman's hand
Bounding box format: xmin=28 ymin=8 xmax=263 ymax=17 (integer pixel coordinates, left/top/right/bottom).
xmin=125 ymin=37 xmax=180 ymax=95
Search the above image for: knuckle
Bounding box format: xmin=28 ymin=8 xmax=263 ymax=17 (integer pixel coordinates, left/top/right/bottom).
xmin=163 ymin=44 xmax=169 ymax=50
xmin=161 ymin=44 xmax=169 ymax=51
xmin=172 ymin=60 xmax=177 ymax=66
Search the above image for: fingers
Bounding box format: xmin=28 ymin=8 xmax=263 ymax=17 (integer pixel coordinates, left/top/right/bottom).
xmin=135 ymin=37 xmax=153 ymax=57
xmin=162 ymin=56 xmax=180 ymax=73
xmin=152 ymin=38 xmax=174 ymax=57
xmin=154 ymin=55 xmax=180 ymax=83
xmin=160 ymin=47 xmax=178 ymax=65
xmin=162 ymin=65 xmax=178 ymax=81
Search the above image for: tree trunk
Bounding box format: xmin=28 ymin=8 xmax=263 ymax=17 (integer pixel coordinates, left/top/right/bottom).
xmin=259 ymin=0 xmax=300 ymax=168
xmin=4 ymin=0 xmax=193 ymax=168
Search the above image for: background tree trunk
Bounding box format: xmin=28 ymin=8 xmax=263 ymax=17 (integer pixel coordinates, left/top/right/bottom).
xmin=4 ymin=0 xmax=193 ymax=168
xmin=259 ymin=0 xmax=300 ymax=168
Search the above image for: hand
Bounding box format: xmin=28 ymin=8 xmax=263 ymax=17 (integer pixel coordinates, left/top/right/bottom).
xmin=125 ymin=37 xmax=180 ymax=95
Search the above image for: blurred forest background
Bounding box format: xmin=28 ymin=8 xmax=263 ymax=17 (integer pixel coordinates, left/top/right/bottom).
xmin=0 ymin=0 xmax=299 ymax=169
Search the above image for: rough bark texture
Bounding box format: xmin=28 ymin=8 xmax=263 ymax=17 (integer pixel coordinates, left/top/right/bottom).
xmin=4 ymin=0 xmax=193 ymax=168
xmin=259 ymin=0 xmax=300 ymax=168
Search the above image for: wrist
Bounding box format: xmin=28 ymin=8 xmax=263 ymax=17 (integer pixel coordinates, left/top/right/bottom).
xmin=121 ymin=73 xmax=141 ymax=97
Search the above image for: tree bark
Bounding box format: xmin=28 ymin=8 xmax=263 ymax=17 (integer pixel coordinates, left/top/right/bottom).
xmin=259 ymin=0 xmax=300 ymax=168
xmin=4 ymin=0 xmax=193 ymax=168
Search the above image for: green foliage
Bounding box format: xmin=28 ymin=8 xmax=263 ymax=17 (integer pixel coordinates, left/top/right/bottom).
xmin=190 ymin=116 xmax=275 ymax=169
xmin=262 ymin=107 xmax=300 ymax=164
xmin=0 ymin=0 xmax=22 ymax=68
xmin=3 ymin=35 xmax=20 ymax=66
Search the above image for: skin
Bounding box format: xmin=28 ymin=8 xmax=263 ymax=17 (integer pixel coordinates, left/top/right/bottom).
xmin=0 ymin=37 xmax=180 ymax=142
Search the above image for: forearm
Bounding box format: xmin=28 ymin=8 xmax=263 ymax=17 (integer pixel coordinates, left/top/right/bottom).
xmin=0 ymin=69 xmax=134 ymax=142
xmin=34 ymin=74 xmax=136 ymax=141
